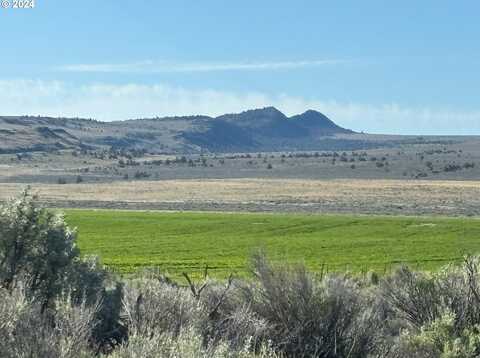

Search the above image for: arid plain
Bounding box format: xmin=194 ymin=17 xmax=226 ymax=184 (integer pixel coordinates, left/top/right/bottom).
xmin=1 ymin=178 xmax=480 ymax=216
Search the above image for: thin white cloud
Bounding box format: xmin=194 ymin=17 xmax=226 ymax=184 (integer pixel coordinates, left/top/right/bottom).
xmin=0 ymin=79 xmax=479 ymax=135
xmin=57 ymin=59 xmax=349 ymax=73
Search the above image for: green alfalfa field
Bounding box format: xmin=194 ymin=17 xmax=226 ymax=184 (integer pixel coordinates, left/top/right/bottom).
xmin=65 ymin=210 xmax=480 ymax=278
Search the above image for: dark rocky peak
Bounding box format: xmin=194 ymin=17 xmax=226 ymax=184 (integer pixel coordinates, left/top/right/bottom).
xmin=216 ymin=106 xmax=287 ymax=127
xmin=291 ymin=110 xmax=353 ymax=134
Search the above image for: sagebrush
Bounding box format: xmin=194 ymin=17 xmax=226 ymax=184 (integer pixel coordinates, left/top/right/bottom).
xmin=2 ymin=191 xmax=480 ymax=357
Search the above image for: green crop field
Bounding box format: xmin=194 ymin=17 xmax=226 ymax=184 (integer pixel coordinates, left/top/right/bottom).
xmin=65 ymin=210 xmax=480 ymax=277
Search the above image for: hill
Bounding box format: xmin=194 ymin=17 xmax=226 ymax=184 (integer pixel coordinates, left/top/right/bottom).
xmin=0 ymin=108 xmax=370 ymax=154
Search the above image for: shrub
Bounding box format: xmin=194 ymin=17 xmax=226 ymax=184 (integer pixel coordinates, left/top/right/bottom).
xmin=380 ymin=266 xmax=441 ymax=329
xmin=0 ymin=285 xmax=96 ymax=358
xmin=8 ymin=191 xmax=480 ymax=357
xmin=199 ymin=279 xmax=270 ymax=350
xmin=107 ymin=328 xmax=278 ymax=358
xmin=243 ymin=253 xmax=383 ymax=357
xmin=121 ymin=277 xmax=205 ymax=338
xmin=379 ymin=258 xmax=480 ymax=334
xmin=133 ymin=171 xmax=150 ymax=179
xmin=0 ymin=190 xmax=80 ymax=310
xmin=0 ymin=190 xmax=123 ymax=353
xmin=390 ymin=312 xmax=480 ymax=358
xmin=117 ymin=275 xmax=275 ymax=357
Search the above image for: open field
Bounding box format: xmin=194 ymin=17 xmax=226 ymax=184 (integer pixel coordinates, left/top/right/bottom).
xmin=2 ymin=178 xmax=480 ymax=216
xmin=2 ymin=134 xmax=479 ymax=217
xmin=65 ymin=210 xmax=480 ymax=277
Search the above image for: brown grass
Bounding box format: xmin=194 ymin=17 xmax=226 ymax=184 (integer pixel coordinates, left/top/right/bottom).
xmin=2 ymin=178 xmax=480 ymax=216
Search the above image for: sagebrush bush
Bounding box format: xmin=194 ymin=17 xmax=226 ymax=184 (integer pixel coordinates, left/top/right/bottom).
xmin=121 ymin=276 xmax=206 ymax=338
xmin=0 ymin=191 xmax=122 ymax=354
xmin=243 ymin=253 xmax=384 ymax=357
xmin=107 ymin=327 xmax=279 ymax=358
xmin=0 ymin=285 xmax=96 ymax=358
xmin=0 ymin=190 xmax=79 ymax=309
xmin=388 ymin=312 xmax=480 ymax=358
xmin=196 ymin=278 xmax=270 ymax=350
xmin=4 ymin=191 xmax=480 ymax=357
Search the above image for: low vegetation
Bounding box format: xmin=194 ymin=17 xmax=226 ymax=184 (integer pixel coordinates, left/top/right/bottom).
xmin=2 ymin=134 xmax=480 ymax=186
xmin=2 ymin=192 xmax=480 ymax=357
xmin=66 ymin=209 xmax=480 ymax=276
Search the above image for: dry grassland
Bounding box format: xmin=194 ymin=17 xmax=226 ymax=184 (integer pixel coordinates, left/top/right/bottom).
xmin=1 ymin=179 xmax=480 ymax=216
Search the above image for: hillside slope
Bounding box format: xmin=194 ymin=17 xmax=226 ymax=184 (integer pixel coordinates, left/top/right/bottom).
xmin=0 ymin=108 xmax=366 ymax=154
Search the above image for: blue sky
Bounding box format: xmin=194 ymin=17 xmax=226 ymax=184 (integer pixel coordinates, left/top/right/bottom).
xmin=1 ymin=0 xmax=479 ymax=134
